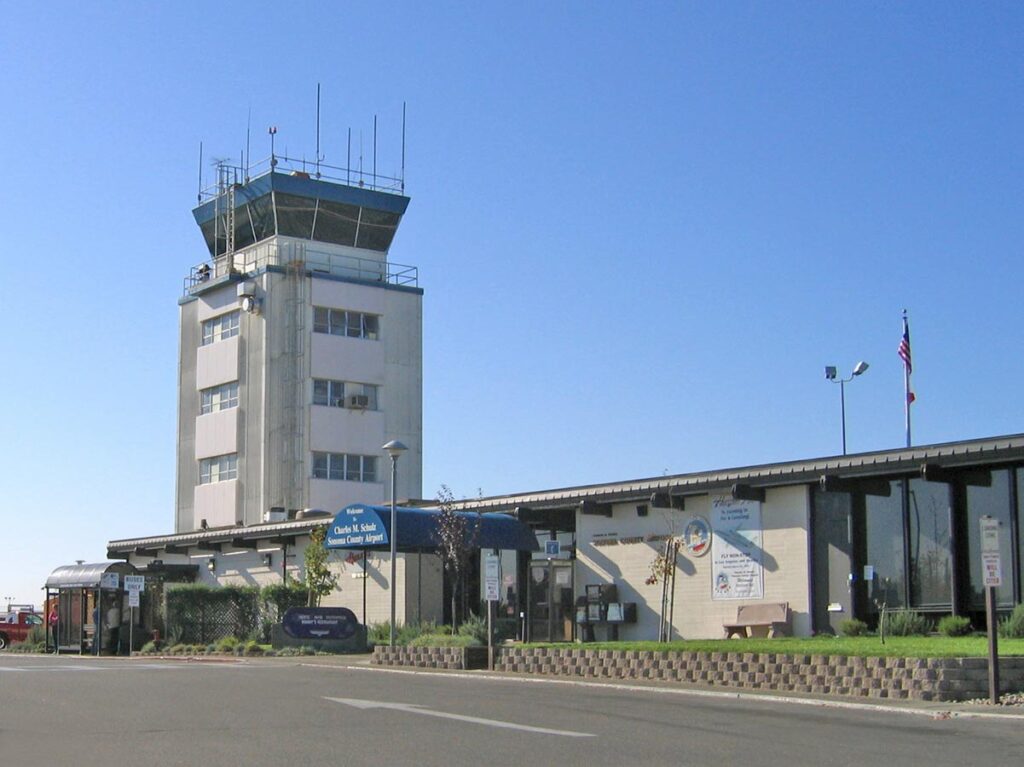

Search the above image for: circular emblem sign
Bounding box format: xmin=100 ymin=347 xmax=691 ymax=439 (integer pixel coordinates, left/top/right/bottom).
xmin=682 ymin=516 xmax=712 ymax=557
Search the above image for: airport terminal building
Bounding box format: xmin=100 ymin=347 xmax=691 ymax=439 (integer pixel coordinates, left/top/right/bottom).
xmin=105 ymin=151 xmax=1024 ymax=642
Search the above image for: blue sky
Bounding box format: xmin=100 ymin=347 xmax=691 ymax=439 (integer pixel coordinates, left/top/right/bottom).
xmin=1 ymin=2 xmax=1021 ymax=606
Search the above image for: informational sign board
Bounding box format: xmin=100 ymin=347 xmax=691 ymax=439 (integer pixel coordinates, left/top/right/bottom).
xmin=128 ymin=590 xmax=140 ymax=608
xmin=100 ymin=572 xmax=120 ymax=590
xmin=545 ymin=540 xmax=560 ymax=557
xmin=124 ymin=575 xmax=145 ymax=593
xmin=282 ymin=607 xmax=359 ymax=640
xmin=484 ymin=554 xmax=501 ymax=602
xmin=325 ymin=505 xmax=388 ymax=548
xmin=710 ymin=496 xmax=764 ymax=600
xmin=981 ymin=517 xmax=1002 ymax=587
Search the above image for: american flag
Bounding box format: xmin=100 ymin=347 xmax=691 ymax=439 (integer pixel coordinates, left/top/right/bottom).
xmin=898 ymin=317 xmax=912 ymax=373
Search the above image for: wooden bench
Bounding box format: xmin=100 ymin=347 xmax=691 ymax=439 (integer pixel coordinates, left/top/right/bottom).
xmin=723 ymin=602 xmax=790 ymax=638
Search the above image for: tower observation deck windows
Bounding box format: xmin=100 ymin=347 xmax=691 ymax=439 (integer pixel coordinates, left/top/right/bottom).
xmin=312 ymin=452 xmax=378 ymax=483
xmin=201 ymin=310 xmax=240 ymax=345
xmin=199 ymin=454 xmax=237 ymax=484
xmin=313 ymin=307 xmax=379 ymax=340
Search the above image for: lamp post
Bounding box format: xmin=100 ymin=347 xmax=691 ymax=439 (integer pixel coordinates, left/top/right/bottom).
xmin=824 ymin=361 xmax=869 ymax=455
xmin=383 ymin=439 xmax=408 ymax=647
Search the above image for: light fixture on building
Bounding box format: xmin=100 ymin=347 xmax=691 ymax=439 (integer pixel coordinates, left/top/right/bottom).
xmin=207 ymin=558 xmax=216 ymax=572
xmin=383 ymin=439 xmax=408 ymax=647
xmin=824 ymin=361 xmax=869 ymax=455
xmin=263 ymin=553 xmax=273 ymax=568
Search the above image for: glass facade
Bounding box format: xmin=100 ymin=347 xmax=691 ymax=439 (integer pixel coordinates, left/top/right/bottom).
xmin=865 ymin=480 xmax=906 ymax=611
xmin=814 ymin=466 xmax=1022 ymax=630
xmin=908 ymin=478 xmax=952 ymax=607
xmin=966 ymin=470 xmax=1015 ymax=608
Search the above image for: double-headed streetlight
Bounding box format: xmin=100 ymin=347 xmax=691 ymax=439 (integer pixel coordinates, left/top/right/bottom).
xmin=825 ymin=361 xmax=869 ymax=455
xmin=383 ymin=439 xmax=408 ymax=647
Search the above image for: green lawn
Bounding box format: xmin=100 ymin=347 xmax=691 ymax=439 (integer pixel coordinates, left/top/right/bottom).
xmin=526 ymin=635 xmax=1024 ymax=658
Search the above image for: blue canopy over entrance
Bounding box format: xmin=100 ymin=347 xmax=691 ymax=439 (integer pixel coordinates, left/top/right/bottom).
xmin=325 ymin=504 xmax=539 ymax=552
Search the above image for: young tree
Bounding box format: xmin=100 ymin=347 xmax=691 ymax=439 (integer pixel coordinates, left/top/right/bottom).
xmin=304 ymin=526 xmax=339 ymax=607
xmin=433 ymin=485 xmax=481 ymax=634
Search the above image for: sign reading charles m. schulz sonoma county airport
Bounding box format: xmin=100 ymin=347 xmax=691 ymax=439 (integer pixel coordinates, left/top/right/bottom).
xmin=325 ymin=505 xmax=388 ymax=548
xmin=710 ymin=496 xmax=764 ymax=600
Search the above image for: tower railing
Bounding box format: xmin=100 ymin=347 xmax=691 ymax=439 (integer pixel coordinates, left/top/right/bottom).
xmin=184 ymin=240 xmax=418 ymax=294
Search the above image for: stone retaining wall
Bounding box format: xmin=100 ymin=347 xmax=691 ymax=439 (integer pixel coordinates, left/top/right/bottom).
xmin=372 ymin=646 xmax=1024 ymax=702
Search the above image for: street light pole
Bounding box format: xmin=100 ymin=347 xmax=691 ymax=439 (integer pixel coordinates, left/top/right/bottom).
xmin=383 ymin=440 xmax=408 ymax=647
xmin=825 ymin=362 xmax=869 ymax=455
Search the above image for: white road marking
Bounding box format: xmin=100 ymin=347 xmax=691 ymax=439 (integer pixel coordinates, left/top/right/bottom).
xmin=324 ymin=696 xmax=595 ymax=737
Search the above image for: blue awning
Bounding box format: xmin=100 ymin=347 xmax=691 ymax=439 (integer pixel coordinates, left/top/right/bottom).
xmin=325 ymin=504 xmax=539 ymax=552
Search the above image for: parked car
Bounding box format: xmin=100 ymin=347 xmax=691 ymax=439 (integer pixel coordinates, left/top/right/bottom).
xmin=0 ymin=611 xmax=43 ymax=649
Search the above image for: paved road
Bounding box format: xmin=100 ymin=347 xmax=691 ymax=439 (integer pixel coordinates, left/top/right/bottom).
xmin=1 ymin=655 xmax=1021 ymax=766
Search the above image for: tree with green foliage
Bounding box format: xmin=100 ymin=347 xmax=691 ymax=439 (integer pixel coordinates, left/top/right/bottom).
xmin=304 ymin=526 xmax=339 ymax=607
xmin=433 ymin=485 xmax=481 ymax=634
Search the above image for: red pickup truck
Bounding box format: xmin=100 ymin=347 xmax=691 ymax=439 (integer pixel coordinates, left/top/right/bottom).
xmin=0 ymin=611 xmax=43 ymax=650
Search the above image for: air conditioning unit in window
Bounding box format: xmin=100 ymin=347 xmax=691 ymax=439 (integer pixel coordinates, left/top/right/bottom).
xmin=263 ymin=507 xmax=286 ymax=523
xmin=346 ymin=394 xmax=370 ymax=410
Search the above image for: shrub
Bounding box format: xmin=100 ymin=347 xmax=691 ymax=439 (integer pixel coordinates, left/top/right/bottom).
xmin=937 ymin=615 xmax=973 ymax=637
xmin=242 ymin=640 xmax=264 ymax=656
xmin=998 ymin=603 xmax=1024 ymax=639
xmin=26 ymin=625 xmax=47 ymax=645
xmin=368 ymin=620 xmax=442 ymax=647
xmin=8 ymin=642 xmax=45 ymax=654
xmin=216 ymin=636 xmax=241 ymax=653
xmin=139 ymin=640 xmax=162 ymax=655
xmin=884 ymin=610 xmax=932 ymax=636
xmin=407 ymin=633 xmax=482 ymax=648
xmin=165 ymin=584 xmax=261 ymax=645
xmin=167 ymin=643 xmax=188 ymax=655
xmin=457 ymin=613 xmax=488 ymax=644
xmin=838 ymin=618 xmax=869 ymax=637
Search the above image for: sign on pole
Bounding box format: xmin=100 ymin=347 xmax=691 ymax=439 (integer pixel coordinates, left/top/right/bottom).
xmin=980 ymin=517 xmax=1002 ymax=587
xmin=128 ymin=590 xmax=140 ymax=608
xmin=484 ymin=554 xmax=501 ymax=602
xmin=980 ymin=516 xmax=1001 ymax=704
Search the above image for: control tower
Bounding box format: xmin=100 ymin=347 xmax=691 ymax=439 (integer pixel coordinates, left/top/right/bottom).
xmin=175 ymin=154 xmax=422 ymax=533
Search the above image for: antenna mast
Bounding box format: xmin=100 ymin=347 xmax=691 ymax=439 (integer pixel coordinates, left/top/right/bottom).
xmin=316 ymin=83 xmax=322 ymax=179
xmin=401 ymin=102 xmax=406 ymax=192
xmin=197 ymin=142 xmax=203 ymax=204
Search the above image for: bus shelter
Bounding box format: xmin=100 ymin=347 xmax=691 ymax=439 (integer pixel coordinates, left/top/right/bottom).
xmin=44 ymin=562 xmax=138 ymax=655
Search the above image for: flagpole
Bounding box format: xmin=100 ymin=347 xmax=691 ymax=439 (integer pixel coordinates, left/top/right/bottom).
xmin=902 ymin=309 xmax=912 ymax=448
xmin=904 ymin=357 xmax=911 ymax=447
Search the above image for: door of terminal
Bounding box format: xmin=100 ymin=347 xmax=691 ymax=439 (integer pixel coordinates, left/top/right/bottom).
xmin=527 ymin=560 xmax=574 ymax=642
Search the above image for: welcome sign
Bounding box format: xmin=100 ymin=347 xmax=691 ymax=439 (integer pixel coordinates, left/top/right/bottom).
xmin=326 ymin=504 xmax=388 ymax=548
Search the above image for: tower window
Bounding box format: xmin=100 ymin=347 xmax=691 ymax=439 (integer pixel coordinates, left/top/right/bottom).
xmin=199 ymin=454 xmax=238 ymax=484
xmin=200 ymin=381 xmax=239 ymax=414
xmin=313 ymin=307 xmax=379 ymax=340
xmin=312 ymin=379 xmax=378 ymax=410
xmin=201 ymin=310 xmax=240 ymax=346
xmin=312 ymin=452 xmax=378 ymax=483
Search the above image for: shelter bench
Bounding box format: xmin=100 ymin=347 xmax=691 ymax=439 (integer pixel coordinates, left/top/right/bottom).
xmin=723 ymin=602 xmax=790 ymax=638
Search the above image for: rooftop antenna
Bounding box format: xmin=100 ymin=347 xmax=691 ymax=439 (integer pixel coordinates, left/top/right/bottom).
xmin=373 ymin=114 xmax=377 ymax=187
xmin=269 ymin=126 xmax=278 ymax=168
xmin=245 ymin=107 xmax=251 ymax=182
xmin=401 ymin=101 xmax=406 ymax=192
xmin=359 ymin=129 xmax=364 ymax=187
xmin=315 ymin=83 xmax=322 ymax=179
xmin=347 ymin=127 xmax=351 ymax=185
xmin=197 ymin=141 xmax=203 ymax=204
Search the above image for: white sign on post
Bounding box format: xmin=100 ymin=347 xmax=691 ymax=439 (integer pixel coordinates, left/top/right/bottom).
xmin=124 ymin=575 xmax=145 ymax=593
xmin=128 ymin=590 xmax=141 ymax=608
xmin=484 ymin=554 xmax=501 ymax=602
xmin=980 ymin=517 xmax=1002 ymax=587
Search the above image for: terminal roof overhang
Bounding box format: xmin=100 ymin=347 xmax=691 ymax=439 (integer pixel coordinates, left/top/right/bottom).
xmin=107 ymin=433 xmax=1024 ymax=555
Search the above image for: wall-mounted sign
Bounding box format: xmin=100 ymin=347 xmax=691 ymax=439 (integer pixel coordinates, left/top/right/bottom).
xmin=682 ymin=516 xmax=712 ymax=557
xmin=545 ymin=540 xmax=561 ymax=557
xmin=710 ymin=496 xmax=764 ymax=601
xmin=282 ymin=607 xmax=359 ymax=640
xmin=326 ymin=505 xmax=388 ymax=549
xmin=100 ymin=572 xmax=120 ymax=590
